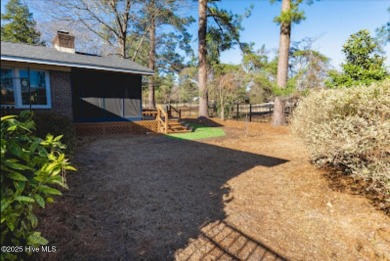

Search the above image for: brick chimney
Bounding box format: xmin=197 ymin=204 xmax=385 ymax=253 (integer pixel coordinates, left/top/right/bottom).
xmin=53 ymin=30 xmax=75 ymax=53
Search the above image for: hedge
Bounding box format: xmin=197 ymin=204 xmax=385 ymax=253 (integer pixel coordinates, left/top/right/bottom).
xmin=292 ymin=80 xmax=390 ymax=195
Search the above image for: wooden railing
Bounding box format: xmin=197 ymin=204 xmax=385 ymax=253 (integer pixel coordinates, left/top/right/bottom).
xmin=157 ymin=105 xmax=169 ymax=134
xmin=142 ymin=109 xmax=158 ymax=119
xmin=167 ymin=104 xmax=181 ymax=119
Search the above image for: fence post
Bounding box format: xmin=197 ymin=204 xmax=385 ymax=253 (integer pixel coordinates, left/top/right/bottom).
xmin=249 ymin=104 xmax=252 ymax=122
xmin=236 ymin=103 xmax=239 ymax=121
xmin=157 ymin=107 xmax=161 ymax=132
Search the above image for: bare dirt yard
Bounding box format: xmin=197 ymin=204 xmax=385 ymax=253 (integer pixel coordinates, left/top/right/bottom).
xmin=35 ymin=120 xmax=390 ymax=261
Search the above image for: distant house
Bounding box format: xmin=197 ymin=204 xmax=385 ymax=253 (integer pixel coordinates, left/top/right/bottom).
xmin=0 ymin=31 xmax=154 ymax=123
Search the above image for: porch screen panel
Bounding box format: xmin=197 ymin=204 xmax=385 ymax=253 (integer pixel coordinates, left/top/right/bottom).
xmin=103 ymin=83 xmax=124 ymax=119
xmin=124 ymin=75 xmax=142 ymax=118
xmin=81 ymin=97 xmax=104 ymax=120
xmin=124 ymin=99 xmax=141 ymax=117
xmin=72 ymin=68 xmax=142 ymax=122
xmin=75 ymin=69 xmax=106 ymax=120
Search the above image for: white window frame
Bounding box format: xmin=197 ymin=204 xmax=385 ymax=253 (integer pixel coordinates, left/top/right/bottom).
xmin=1 ymin=67 xmax=52 ymax=109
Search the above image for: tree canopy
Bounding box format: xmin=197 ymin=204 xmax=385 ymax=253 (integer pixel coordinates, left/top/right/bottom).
xmin=375 ymin=7 xmax=390 ymax=46
xmin=1 ymin=0 xmax=43 ymax=45
xmin=327 ymin=29 xmax=388 ymax=88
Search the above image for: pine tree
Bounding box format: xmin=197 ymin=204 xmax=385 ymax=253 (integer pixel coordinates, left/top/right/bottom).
xmin=271 ymin=0 xmax=309 ymax=126
xmin=198 ymin=0 xmax=208 ymax=117
xmin=1 ymin=0 xmax=43 ymax=45
xmin=142 ymin=0 xmax=194 ymax=109
xmin=197 ymin=0 xmax=251 ymax=118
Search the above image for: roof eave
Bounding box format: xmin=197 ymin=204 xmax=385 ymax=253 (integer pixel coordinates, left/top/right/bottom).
xmin=1 ymin=55 xmax=155 ymax=76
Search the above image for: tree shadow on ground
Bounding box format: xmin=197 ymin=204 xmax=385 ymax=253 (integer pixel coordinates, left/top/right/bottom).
xmin=35 ymin=126 xmax=288 ymax=260
xmin=178 ymin=220 xmax=288 ymax=260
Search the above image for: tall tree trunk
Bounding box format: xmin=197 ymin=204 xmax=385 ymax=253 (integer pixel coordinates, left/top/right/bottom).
xmin=276 ymin=0 xmax=291 ymax=88
xmin=273 ymin=0 xmax=290 ymax=126
xmin=148 ymin=0 xmax=156 ymax=109
xmin=198 ymin=0 xmax=208 ymax=118
xmin=272 ymin=97 xmax=286 ymax=125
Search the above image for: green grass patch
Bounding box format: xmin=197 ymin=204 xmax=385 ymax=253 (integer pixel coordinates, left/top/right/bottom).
xmin=167 ymin=123 xmax=225 ymax=140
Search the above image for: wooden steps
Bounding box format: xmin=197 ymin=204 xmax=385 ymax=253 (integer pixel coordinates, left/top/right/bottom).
xmin=156 ymin=105 xmax=192 ymax=134
xmin=167 ymin=119 xmax=192 ymax=133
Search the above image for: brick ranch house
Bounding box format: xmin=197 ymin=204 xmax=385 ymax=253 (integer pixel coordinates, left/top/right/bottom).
xmin=0 ymin=31 xmax=160 ymax=135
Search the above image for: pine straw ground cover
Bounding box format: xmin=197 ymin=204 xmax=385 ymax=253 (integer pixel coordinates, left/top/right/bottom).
xmin=34 ymin=120 xmax=389 ymax=260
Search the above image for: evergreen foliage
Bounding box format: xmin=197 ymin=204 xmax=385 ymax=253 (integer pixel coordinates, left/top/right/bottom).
xmin=1 ymin=0 xmax=43 ymax=45
xmin=272 ymin=0 xmax=308 ymax=25
xmin=33 ymin=113 xmax=76 ymax=155
xmin=1 ymin=111 xmax=75 ymax=260
xmin=206 ymin=1 xmax=252 ymax=66
xmin=375 ymin=7 xmax=390 ymax=46
xmin=177 ymin=66 xmax=199 ymax=102
xmin=327 ymin=30 xmax=388 ymax=88
xmin=126 ymin=0 xmax=194 ymax=73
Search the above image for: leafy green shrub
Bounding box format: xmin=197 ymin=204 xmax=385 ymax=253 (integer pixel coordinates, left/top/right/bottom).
xmin=1 ymin=111 xmax=76 ymax=260
xmin=33 ymin=112 xmax=75 ymax=155
xmin=326 ymin=29 xmax=388 ymax=88
xmin=292 ymin=80 xmax=390 ymax=194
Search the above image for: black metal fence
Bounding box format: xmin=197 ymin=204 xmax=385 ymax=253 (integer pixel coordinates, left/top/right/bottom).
xmin=152 ymin=102 xmax=275 ymax=122
xmin=232 ymin=103 xmax=274 ymax=122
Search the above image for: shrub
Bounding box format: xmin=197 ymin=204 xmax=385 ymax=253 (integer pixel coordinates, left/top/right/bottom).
xmin=292 ymin=80 xmax=390 ymax=195
xmin=33 ymin=112 xmax=75 ymax=155
xmin=1 ymin=111 xmax=76 ymax=260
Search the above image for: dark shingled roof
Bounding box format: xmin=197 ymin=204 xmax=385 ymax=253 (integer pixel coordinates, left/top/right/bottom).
xmin=0 ymin=41 xmax=154 ymax=75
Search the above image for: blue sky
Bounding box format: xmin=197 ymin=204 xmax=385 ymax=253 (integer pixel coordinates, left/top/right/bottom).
xmin=189 ymin=0 xmax=390 ymax=69
xmin=2 ymin=0 xmax=389 ymax=70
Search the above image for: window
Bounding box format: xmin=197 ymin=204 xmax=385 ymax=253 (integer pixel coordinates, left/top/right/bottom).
xmin=1 ymin=68 xmax=15 ymax=106
xmin=20 ymin=70 xmax=48 ymax=106
xmin=0 ymin=67 xmax=51 ymax=108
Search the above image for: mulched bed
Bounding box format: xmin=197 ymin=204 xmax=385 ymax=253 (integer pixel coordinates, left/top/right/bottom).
xmin=325 ymin=171 xmax=390 ymax=216
xmin=32 ymin=120 xmax=390 ymax=260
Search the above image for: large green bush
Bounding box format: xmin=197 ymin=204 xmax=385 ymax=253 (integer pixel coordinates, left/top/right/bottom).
xmin=326 ymin=30 xmax=388 ymax=88
xmin=292 ymin=80 xmax=390 ymax=194
xmin=1 ymin=111 xmax=76 ymax=260
xmin=33 ymin=112 xmax=75 ymax=155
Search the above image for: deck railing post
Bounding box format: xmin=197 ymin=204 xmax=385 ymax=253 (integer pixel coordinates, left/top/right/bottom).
xmin=236 ymin=103 xmax=239 ymax=121
xmin=157 ymin=107 xmax=161 ymax=132
xmin=249 ymin=104 xmax=252 ymax=122
xmin=164 ymin=111 xmax=168 ymax=134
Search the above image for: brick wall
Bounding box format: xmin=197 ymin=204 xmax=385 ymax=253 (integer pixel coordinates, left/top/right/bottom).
xmin=1 ymin=70 xmax=73 ymax=120
xmin=50 ymin=70 xmax=73 ymax=120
